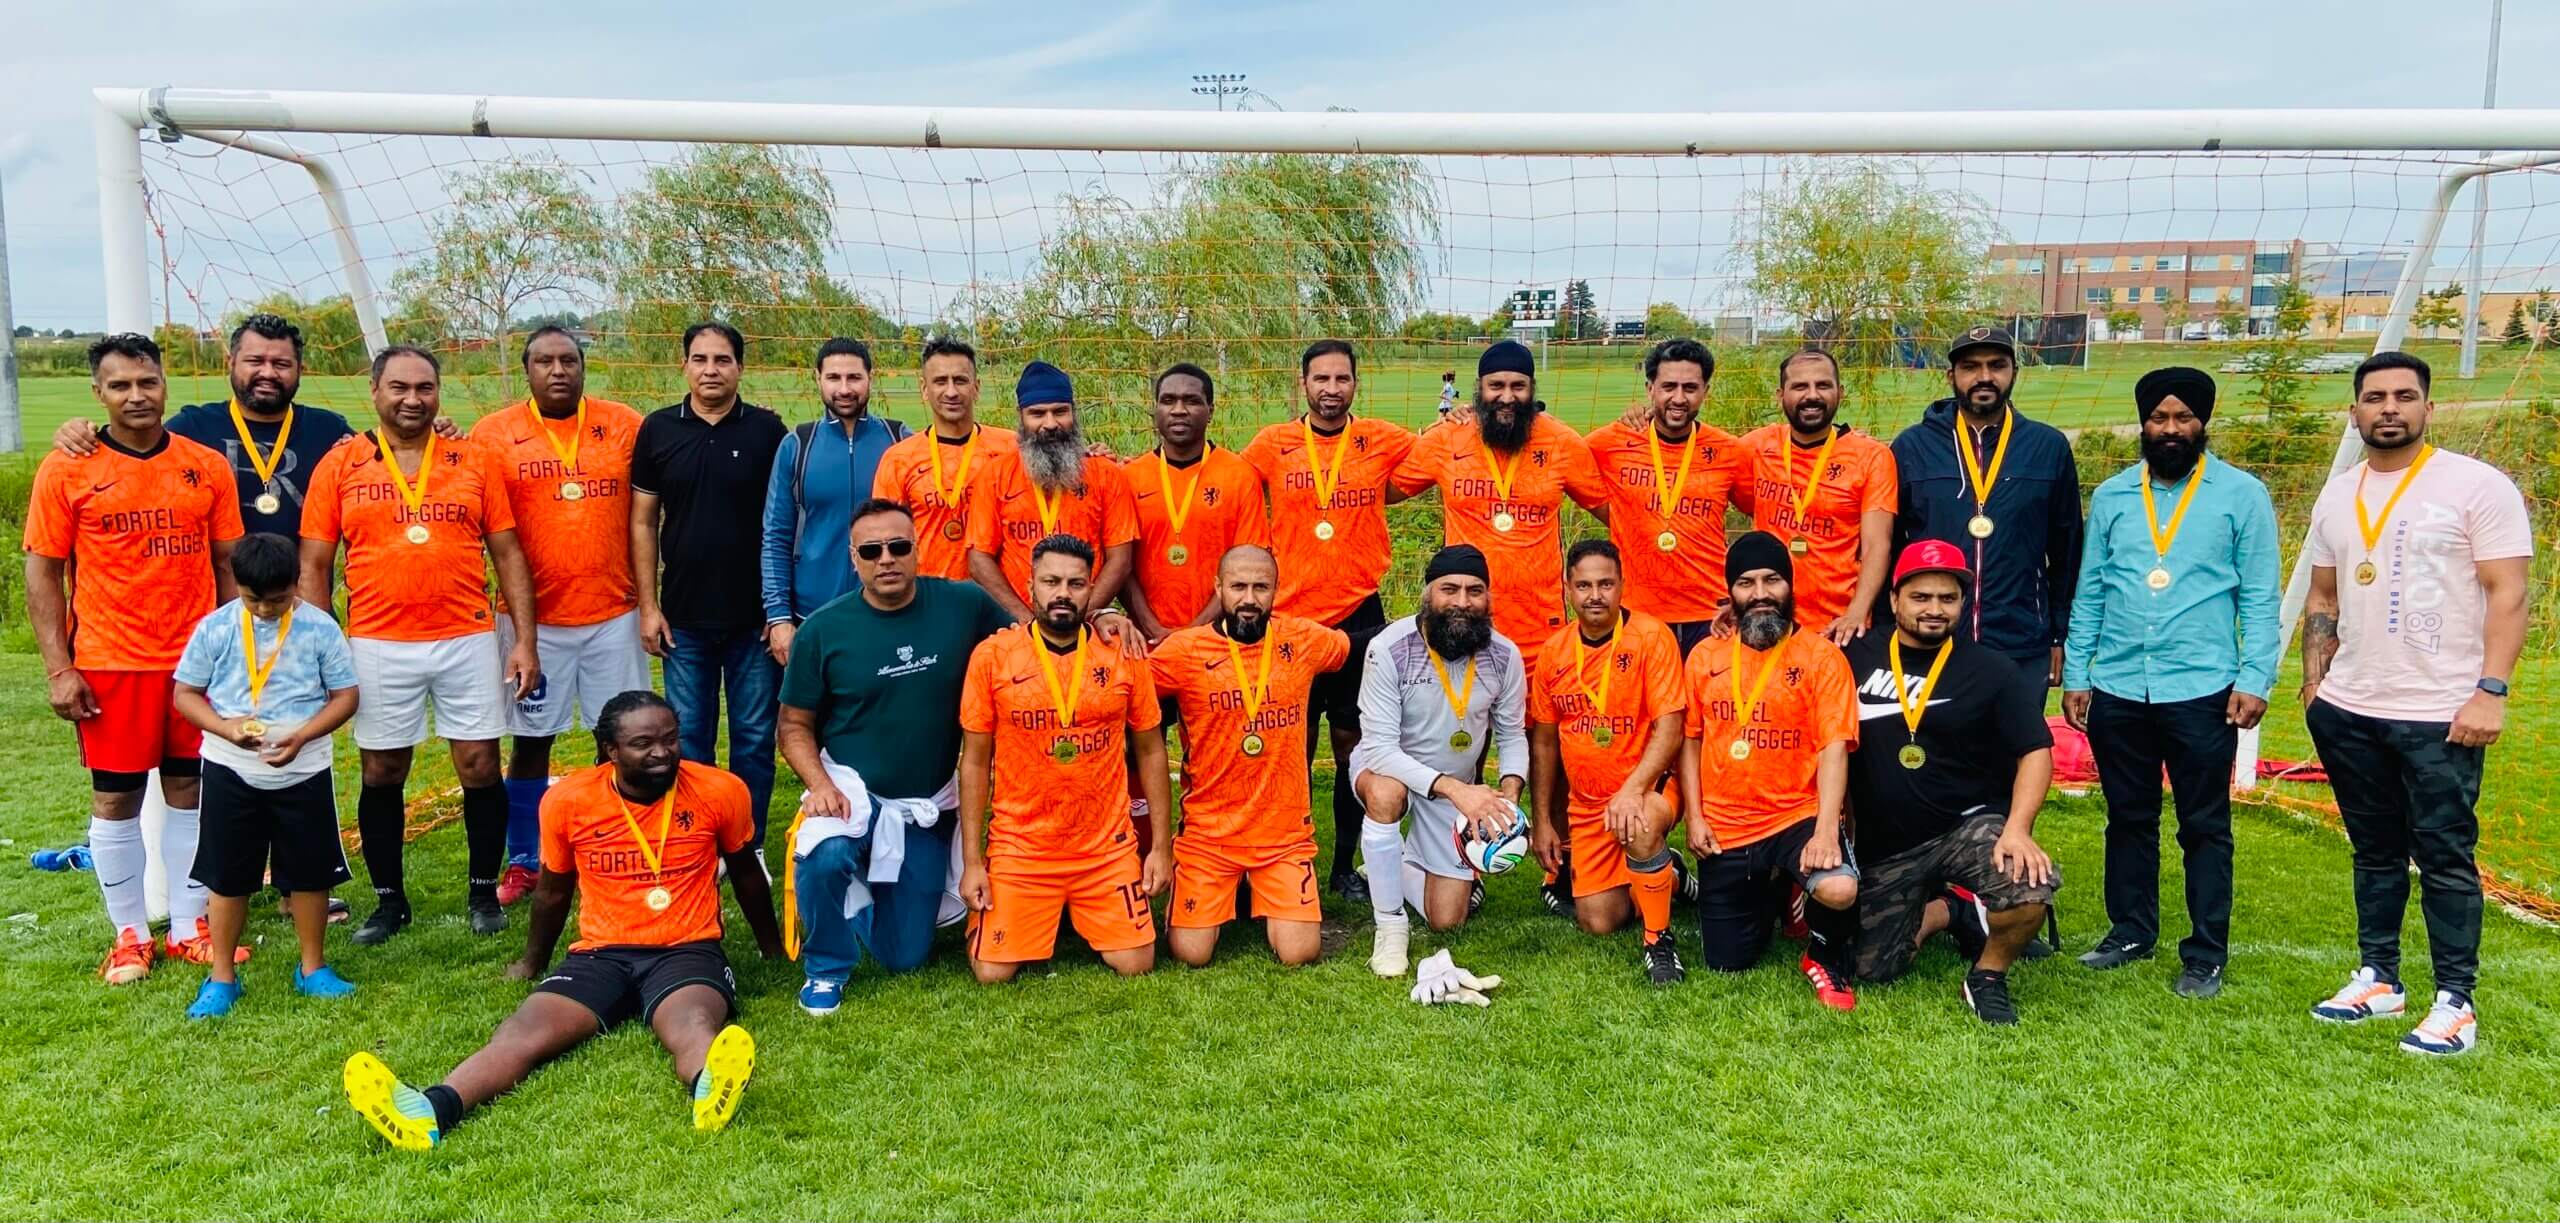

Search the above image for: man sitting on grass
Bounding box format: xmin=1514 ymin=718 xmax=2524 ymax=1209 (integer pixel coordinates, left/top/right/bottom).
xmin=341 ymin=690 xmax=784 ymax=1149
xmin=171 ymin=532 xmax=362 ymax=1018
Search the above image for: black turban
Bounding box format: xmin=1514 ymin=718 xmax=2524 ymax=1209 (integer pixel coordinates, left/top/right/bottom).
xmin=1726 ymin=530 xmax=1793 ymax=587
xmin=2135 ymin=366 xmax=2216 ymax=423
xmin=1478 ymin=340 xmax=1535 ymax=380
xmin=1423 ymin=544 xmax=1491 ymax=586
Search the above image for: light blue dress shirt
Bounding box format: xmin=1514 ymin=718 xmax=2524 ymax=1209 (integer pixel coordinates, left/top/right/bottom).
xmin=2063 ymin=453 xmax=2282 ymax=702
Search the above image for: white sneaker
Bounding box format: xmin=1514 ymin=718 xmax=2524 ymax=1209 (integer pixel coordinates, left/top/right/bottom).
xmin=1368 ymin=916 xmax=1410 ymax=978
xmin=2400 ymin=991 xmax=2478 ymax=1057
xmin=2310 ymin=966 xmax=2407 ymax=1024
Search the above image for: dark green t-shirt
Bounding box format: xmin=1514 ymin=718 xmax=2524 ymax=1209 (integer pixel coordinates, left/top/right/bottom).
xmin=779 ymin=578 xmax=1015 ymax=803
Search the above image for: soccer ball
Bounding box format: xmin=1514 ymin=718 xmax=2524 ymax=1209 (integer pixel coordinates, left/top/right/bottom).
xmin=1457 ymin=803 xmax=1530 ymax=875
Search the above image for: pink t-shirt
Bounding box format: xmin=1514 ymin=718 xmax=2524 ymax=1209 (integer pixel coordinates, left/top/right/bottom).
xmin=2304 ymin=447 xmax=2532 ymax=721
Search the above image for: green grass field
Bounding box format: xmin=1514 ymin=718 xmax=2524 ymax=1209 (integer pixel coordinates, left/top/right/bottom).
xmin=2 ymin=648 xmax=2558 ymax=1221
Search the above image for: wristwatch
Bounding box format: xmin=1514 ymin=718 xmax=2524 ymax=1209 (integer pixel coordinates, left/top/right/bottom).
xmin=2477 ymin=677 xmax=2510 ymax=698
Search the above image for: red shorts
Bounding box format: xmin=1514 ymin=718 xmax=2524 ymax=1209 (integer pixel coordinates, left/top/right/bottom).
xmin=969 ymin=851 xmax=1154 ymax=963
xmin=1169 ymin=837 xmax=1320 ymax=928
xmin=77 ymin=670 xmax=199 ymax=775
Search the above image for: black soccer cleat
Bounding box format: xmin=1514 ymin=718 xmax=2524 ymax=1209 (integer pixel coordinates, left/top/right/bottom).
xmin=1670 ymin=851 xmax=1699 ymax=906
xmin=351 ymin=897 xmax=412 ymax=947
xmin=1642 ymin=935 xmax=1687 ymax=986
xmin=2172 ymin=962 xmax=2224 ymax=1000
xmin=1328 ymin=870 xmax=1369 ymax=906
xmin=1962 ymin=969 xmax=2019 ymax=1025
xmin=466 ymin=895 xmax=506 ymax=937
xmin=1468 ymin=879 xmax=1486 ymax=919
xmin=2077 ymin=936 xmax=2155 ymax=971
xmin=1540 ymin=854 xmax=1574 ymax=918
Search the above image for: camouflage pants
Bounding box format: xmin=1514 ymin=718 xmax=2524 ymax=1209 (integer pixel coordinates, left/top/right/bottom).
xmin=1856 ymin=811 xmax=2059 ymax=983
xmin=2304 ymin=699 xmax=2485 ymax=999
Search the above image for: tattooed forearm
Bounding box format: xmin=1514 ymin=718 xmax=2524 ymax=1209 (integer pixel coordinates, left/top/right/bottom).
xmin=2301 ymin=611 xmax=2338 ymax=686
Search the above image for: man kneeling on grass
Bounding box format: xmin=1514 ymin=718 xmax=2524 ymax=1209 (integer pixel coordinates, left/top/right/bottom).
xmin=342 ymin=691 xmax=785 ymax=1149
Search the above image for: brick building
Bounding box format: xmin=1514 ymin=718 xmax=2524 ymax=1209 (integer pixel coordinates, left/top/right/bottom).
xmin=1987 ymin=240 xmax=2306 ymax=339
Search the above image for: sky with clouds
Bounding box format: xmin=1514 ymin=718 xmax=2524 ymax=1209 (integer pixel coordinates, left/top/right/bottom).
xmin=6 ymin=0 xmax=2560 ymax=330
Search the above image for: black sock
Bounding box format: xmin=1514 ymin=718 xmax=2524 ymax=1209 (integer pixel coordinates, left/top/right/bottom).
xmin=462 ymin=783 xmax=506 ymax=901
xmin=1806 ymin=893 xmax=1859 ymax=979
xmin=1330 ymin=770 xmax=1362 ymax=879
xmin=422 ymin=1083 xmax=463 ymax=1133
xmin=358 ymin=783 xmax=407 ymax=901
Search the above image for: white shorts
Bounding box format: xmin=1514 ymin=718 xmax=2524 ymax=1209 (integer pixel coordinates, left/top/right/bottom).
xmin=349 ymin=633 xmax=507 ymax=749
xmin=1355 ymin=779 xmax=1473 ymax=882
xmin=496 ymin=611 xmax=652 ymax=738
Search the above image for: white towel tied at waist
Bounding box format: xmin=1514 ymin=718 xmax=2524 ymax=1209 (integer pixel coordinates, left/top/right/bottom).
xmin=791 ymin=753 xmax=967 ymax=927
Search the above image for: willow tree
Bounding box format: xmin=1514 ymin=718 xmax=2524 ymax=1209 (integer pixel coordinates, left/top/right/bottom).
xmin=1737 ymin=159 xmax=1999 ymax=368
xmin=389 ymin=156 xmax=612 ymax=379
xmin=999 ymin=152 xmax=1437 ymax=442
xmin=614 ymin=143 xmax=845 ymax=378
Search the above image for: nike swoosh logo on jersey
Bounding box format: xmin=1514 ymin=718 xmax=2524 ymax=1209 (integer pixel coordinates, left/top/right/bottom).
xmin=92 ymin=481 xmax=120 ymax=493
xmin=1857 ymin=698 xmax=1953 ymax=720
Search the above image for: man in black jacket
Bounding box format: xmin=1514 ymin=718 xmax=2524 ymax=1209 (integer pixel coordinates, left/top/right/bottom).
xmin=1890 ymin=326 xmax=2082 ymax=718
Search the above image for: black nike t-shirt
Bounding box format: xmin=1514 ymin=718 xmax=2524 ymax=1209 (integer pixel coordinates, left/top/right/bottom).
xmin=168 ymin=400 xmax=357 ymax=538
xmin=1842 ymin=631 xmax=2052 ymax=862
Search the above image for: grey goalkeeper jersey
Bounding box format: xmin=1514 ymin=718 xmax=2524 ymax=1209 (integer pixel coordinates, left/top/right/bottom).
xmin=1348 ymin=615 xmax=1529 ymax=796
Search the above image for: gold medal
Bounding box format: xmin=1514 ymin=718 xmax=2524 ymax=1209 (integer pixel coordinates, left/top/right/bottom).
xmin=1725 ymin=631 xmax=1785 ymax=768
xmin=1728 ymin=738 xmax=1752 ymax=761
xmin=375 ymin=430 xmax=442 ymax=549
xmin=645 ymin=886 xmax=673 ymax=913
xmin=1241 ymin=732 xmax=1266 ymax=757
xmin=1482 ymin=442 xmax=1525 ymax=538
xmin=1491 ymin=511 xmax=1517 ymax=534
xmin=2139 ymin=452 xmax=2210 ymax=604
xmin=560 ymin=480 xmax=584 ymax=501
xmin=1645 ymin=423 xmax=1700 ymax=553
xmin=2354 ymin=561 xmax=2377 ymax=586
xmin=533 ymin=399 xmax=587 ymax=501
xmin=615 ymin=786 xmax=677 ymax=918
xmin=1656 ymin=531 xmax=1679 ymax=553
xmin=1225 ymin=629 xmax=1276 ymax=764
xmin=1571 ymin=619 xmax=1621 ymax=755
xmin=405 ymin=523 xmax=431 ymax=545
xmin=1153 ymin=450 xmax=1205 ymax=572
xmin=943 ymin=519 xmax=965 ymax=540
xmin=230 ymin=398 xmax=295 ymax=518
xmin=1450 ymin=730 xmax=1473 ymax=750
xmin=253 ymin=492 xmax=281 ymax=516
xmin=1888 ymin=633 xmax=1953 ymax=777
xmin=1783 ymin=427 xmax=1840 ymax=557
xmin=239 ymin=718 xmax=268 ymax=740
xmin=1592 ymin=725 xmax=1613 ymax=747
xmin=1314 ymin=520 xmax=1336 ymax=541
xmin=2147 ymin=567 xmax=2173 ymax=591
xmin=1431 ymin=650 xmax=1478 ymax=756
xmin=1300 ymin=418 xmax=1352 ymax=543
xmin=927 ymin=424 xmax=982 ymax=515
xmin=239 ymin=603 xmax=291 ymax=743
xmin=1954 ymin=410 xmax=2013 ymax=544
xmin=1898 ymin=743 xmax=1926 ymax=770
xmin=2353 ymin=445 xmax=2435 ymax=592
xmin=1788 ymin=535 xmax=1811 ymax=555
xmin=1167 ymin=544 xmax=1189 ymax=567
xmin=1034 ymin=628 xmax=1092 ymax=767
xmin=1052 ymin=738 xmax=1079 ymax=764
xmin=1967 ymin=514 xmax=1995 ymax=539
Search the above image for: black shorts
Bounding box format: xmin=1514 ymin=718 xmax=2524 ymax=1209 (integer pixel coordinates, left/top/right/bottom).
xmin=1307 ymin=594 xmax=1389 ymax=741
xmin=1855 ymin=810 xmax=2059 ymax=982
xmin=534 ymin=940 xmax=737 ymax=1031
xmin=1694 ymin=817 xmax=1859 ymax=972
xmin=189 ymin=763 xmax=351 ymax=897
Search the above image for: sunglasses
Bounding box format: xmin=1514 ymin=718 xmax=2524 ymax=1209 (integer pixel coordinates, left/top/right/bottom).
xmin=855 ymin=538 xmax=916 ymax=562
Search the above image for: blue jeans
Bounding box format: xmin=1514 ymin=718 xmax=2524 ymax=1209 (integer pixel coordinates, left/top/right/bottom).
xmin=796 ymin=820 xmax=953 ymax=981
xmin=663 ymin=626 xmax=781 ymax=848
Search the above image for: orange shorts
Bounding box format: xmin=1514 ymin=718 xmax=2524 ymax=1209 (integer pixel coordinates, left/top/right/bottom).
xmin=77 ymin=670 xmax=200 ymax=775
xmin=1567 ymin=808 xmax=1633 ymax=897
xmin=1168 ymin=837 xmax=1320 ymax=928
xmin=969 ymin=851 xmax=1154 ymax=963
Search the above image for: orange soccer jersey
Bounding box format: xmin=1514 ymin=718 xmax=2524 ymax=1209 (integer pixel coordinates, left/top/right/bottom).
xmin=1241 ymin=416 xmax=1417 ymax=627
xmin=1584 ymin=421 xmax=1744 ymax=623
xmin=1732 ymin=424 xmax=1897 ymax=628
xmin=1390 ymin=412 xmax=1610 ymax=663
xmin=1529 ymin=611 xmax=1688 ymax=818
xmin=1148 ymin=615 xmax=1351 ymax=847
xmin=22 ymin=434 xmax=244 ymax=670
xmin=873 ymin=424 xmax=1020 ymax=579
xmin=965 ymin=453 xmax=1139 ymax=601
xmin=470 ymin=398 xmax=641 ymax=627
xmin=1122 ymin=446 xmax=1270 ymax=631
xmin=300 ymin=431 xmax=517 ymax=642
xmin=960 ymin=625 xmax=1163 ymax=862
xmin=539 ymin=760 xmax=757 ymax=952
xmin=1680 ymin=627 xmax=1859 ymax=849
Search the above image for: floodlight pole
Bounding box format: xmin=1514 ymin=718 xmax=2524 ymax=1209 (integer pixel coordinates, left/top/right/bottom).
xmin=2459 ymin=0 xmax=2504 ymax=379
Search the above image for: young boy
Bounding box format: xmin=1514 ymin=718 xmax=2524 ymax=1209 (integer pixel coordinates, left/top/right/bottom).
xmin=172 ymin=532 xmax=361 ymax=1019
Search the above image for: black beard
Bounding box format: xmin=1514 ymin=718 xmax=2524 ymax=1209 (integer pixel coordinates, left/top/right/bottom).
xmin=1958 ymin=382 xmax=2009 ymax=415
xmin=615 ymin=764 xmax=678 ymax=803
xmin=1738 ymin=599 xmax=1794 ymax=650
xmin=829 ymin=395 xmax=870 ymax=420
xmin=1473 ymin=396 xmax=1537 ymax=451
xmin=2359 ymin=423 xmax=2421 ymax=452
xmin=1038 ymin=602 xmax=1083 ymax=634
xmin=2143 ymin=431 xmax=2205 ymax=480
xmin=1022 ymin=426 xmax=1086 ymax=491
xmin=1420 ymin=604 xmax=1493 ymax=660
xmin=1223 ymin=611 xmax=1268 ymax=644
xmin=232 ymin=373 xmax=295 ymax=413
xmin=1899 ymin=619 xmax=1953 ymax=647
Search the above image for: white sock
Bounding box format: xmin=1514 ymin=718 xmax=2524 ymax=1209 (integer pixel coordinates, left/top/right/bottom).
xmin=90 ymin=817 xmax=149 ymax=938
xmin=1403 ymin=862 xmax=1431 ymax=921
xmin=161 ymin=805 xmax=207 ymax=932
xmin=1360 ymin=820 xmax=1407 ymax=925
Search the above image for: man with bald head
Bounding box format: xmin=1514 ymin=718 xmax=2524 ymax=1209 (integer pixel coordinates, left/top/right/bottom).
xmin=1149 ymin=545 xmax=1352 ymax=967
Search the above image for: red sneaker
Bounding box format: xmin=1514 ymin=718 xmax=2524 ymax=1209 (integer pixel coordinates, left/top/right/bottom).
xmin=1800 ymin=954 xmax=1856 ymax=1011
xmin=497 ymin=864 xmax=539 ymax=907
xmin=168 ymin=918 xmax=252 ymax=966
xmin=101 ymin=927 xmax=157 ymax=984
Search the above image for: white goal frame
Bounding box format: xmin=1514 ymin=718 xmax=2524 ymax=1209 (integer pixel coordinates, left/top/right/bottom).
xmin=92 ymin=86 xmax=2560 ymax=790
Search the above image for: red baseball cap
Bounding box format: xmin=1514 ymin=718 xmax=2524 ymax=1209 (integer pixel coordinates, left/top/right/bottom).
xmin=1892 ymin=539 xmax=1972 ymax=589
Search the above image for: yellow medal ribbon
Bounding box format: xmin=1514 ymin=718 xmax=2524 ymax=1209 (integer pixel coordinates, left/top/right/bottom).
xmin=229 ymin=398 xmax=294 ymax=491
xmin=1034 ymin=628 xmax=1089 ymax=730
xmin=1955 ymin=409 xmax=2014 ymax=520
xmin=1727 ymin=631 xmax=1787 ymax=757
xmin=2353 ymin=443 xmax=2437 ymax=574
xmin=928 ymin=425 xmax=981 ymax=507
xmin=373 ymin=429 xmax=439 ymax=518
xmin=615 ymin=787 xmax=675 ymax=879
xmin=1787 ymin=427 xmax=1840 ymax=526
xmin=1483 ymin=444 xmax=1525 ymax=506
xmin=1024 ymin=473 xmax=1067 ymax=536
xmin=1887 ymin=633 xmax=1953 ymax=743
xmin=534 ymin=398 xmax=586 ymax=474
xmin=1223 ymin=624 xmax=1276 ymax=740
xmin=240 ymin=602 xmax=293 ymax=719
xmin=1300 ymin=417 xmax=1350 ymax=515
xmin=2138 ymin=451 xmax=2211 ymax=577
xmin=1431 ymin=649 xmax=1477 ymax=735
xmin=1646 ymin=424 xmax=1700 ymax=520
xmin=1571 ymin=617 xmax=1620 ymax=723
xmin=1155 ymin=448 xmax=1204 ymax=540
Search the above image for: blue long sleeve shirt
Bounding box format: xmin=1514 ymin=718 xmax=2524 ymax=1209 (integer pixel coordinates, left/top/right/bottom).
xmin=2063 ymin=452 xmax=2282 ymax=703
xmin=761 ymin=413 xmax=903 ymax=623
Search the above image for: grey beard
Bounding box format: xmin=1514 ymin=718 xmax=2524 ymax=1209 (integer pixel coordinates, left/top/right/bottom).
xmin=1738 ymin=605 xmax=1791 ymax=650
xmin=1420 ymin=606 xmax=1493 ymax=660
xmin=1022 ymin=428 xmax=1086 ymax=491
xmin=1224 ymin=612 xmax=1268 ymax=644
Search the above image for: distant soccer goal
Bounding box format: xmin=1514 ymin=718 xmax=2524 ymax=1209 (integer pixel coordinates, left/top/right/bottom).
xmin=88 ymin=88 xmax=2560 ymax=914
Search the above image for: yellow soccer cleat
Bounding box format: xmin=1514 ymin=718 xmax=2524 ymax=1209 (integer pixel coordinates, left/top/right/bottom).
xmin=691 ymin=1024 xmax=755 ymax=1133
xmin=343 ymin=1051 xmax=439 ymax=1152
